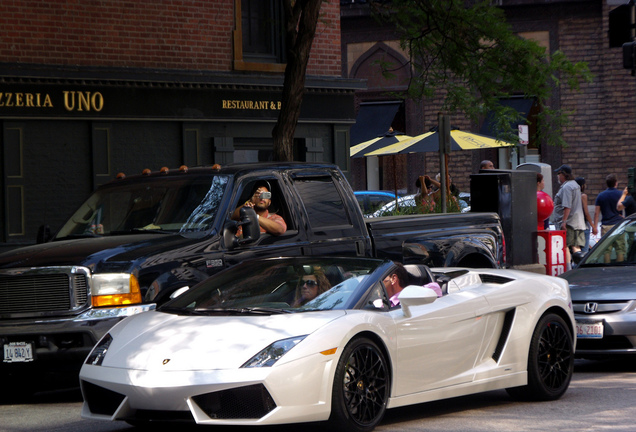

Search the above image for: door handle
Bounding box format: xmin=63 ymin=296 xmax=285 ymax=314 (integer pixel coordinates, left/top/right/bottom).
xmin=355 ymin=240 xmax=365 ymax=256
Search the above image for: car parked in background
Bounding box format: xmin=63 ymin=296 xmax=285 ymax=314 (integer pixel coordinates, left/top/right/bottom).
xmin=371 ymin=192 xmax=471 ymax=217
xmin=372 ymin=194 xmax=418 ymax=217
xmin=561 ymin=214 xmax=636 ymax=357
xmin=354 ymin=190 xmax=398 ymax=215
xmin=80 ymin=256 xmax=574 ymax=431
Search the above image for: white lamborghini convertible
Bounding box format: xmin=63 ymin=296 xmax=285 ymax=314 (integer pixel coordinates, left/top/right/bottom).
xmin=79 ymin=256 xmax=575 ymax=431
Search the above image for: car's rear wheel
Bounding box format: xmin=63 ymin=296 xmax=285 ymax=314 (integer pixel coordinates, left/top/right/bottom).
xmin=507 ymin=313 xmax=574 ymax=401
xmin=327 ymin=337 xmax=390 ymax=432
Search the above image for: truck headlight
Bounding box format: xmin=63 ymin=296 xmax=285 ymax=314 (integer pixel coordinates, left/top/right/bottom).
xmin=92 ymin=273 xmax=142 ymax=307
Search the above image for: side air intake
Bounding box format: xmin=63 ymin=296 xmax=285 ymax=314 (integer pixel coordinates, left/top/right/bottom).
xmin=81 ymin=381 xmax=126 ymax=416
xmin=479 ymin=274 xmax=514 ymax=285
xmin=492 ymin=309 xmax=516 ymax=362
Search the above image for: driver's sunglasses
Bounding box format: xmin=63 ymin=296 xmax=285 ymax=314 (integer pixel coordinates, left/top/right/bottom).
xmin=302 ymin=280 xmax=318 ymax=287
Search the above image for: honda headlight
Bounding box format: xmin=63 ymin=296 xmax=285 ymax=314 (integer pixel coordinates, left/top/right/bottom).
xmin=85 ymin=334 xmax=113 ymax=366
xmin=92 ymin=273 xmax=142 ymax=307
xmin=241 ymin=335 xmax=307 ymax=368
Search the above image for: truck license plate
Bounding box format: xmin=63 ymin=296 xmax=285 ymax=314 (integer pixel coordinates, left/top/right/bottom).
xmin=576 ymin=321 xmax=603 ymax=339
xmin=3 ymin=342 xmax=34 ymax=363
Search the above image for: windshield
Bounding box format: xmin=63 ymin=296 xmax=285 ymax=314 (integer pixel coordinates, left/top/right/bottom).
xmin=161 ymin=257 xmax=386 ymax=314
xmin=55 ymin=175 xmax=229 ymax=239
xmin=583 ymin=217 xmax=636 ymax=266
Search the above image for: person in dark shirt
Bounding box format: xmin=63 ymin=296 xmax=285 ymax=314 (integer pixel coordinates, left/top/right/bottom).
xmin=594 ymin=174 xmax=625 ymax=262
xmin=617 ymin=187 xmax=636 ymax=217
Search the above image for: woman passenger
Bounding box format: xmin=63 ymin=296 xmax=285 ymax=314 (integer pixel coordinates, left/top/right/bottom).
xmin=291 ymin=269 xmax=330 ymax=307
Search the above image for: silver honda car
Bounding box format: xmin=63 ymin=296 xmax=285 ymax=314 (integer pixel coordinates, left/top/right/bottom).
xmin=561 ymin=214 xmax=636 ymax=357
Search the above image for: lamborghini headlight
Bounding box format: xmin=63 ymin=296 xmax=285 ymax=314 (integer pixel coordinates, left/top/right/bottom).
xmin=85 ymin=334 xmax=113 ymax=366
xmin=241 ymin=335 xmax=307 ymax=368
xmin=91 ymin=273 xmax=142 ymax=307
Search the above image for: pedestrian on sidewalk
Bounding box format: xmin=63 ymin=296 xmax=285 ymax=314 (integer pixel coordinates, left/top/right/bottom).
xmin=575 ymin=177 xmax=596 ymax=254
xmin=551 ymin=164 xmax=586 ymax=269
xmin=617 ymin=187 xmax=636 ymax=217
xmin=594 ymin=173 xmax=625 ymax=262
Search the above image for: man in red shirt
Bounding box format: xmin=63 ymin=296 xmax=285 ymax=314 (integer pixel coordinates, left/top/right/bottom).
xmin=232 ymin=181 xmax=286 ymax=236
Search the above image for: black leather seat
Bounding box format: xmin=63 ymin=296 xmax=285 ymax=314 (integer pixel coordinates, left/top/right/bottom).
xmin=403 ymin=264 xmax=433 ymax=286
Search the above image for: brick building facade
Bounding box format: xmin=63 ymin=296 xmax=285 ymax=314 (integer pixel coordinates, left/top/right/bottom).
xmin=0 ymin=0 xmax=358 ymax=251
xmin=342 ymin=0 xmax=636 ymax=205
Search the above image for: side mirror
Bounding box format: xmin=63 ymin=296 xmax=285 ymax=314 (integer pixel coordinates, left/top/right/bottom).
xmin=223 ymin=220 xmax=240 ymax=250
xmin=399 ymin=285 xmax=438 ymax=318
xmin=37 ymin=225 xmax=52 ymax=243
xmin=222 ymin=207 xmax=260 ymax=250
xmin=238 ymin=206 xmax=260 ymax=244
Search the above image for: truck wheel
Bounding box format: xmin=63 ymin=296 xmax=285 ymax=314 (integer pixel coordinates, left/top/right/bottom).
xmin=327 ymin=337 xmax=389 ymax=432
xmin=507 ymin=313 xmax=573 ymax=401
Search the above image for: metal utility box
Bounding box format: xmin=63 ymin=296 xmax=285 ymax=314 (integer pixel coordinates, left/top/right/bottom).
xmin=471 ymin=170 xmax=537 ymax=267
xmin=516 ymin=162 xmax=553 ymax=197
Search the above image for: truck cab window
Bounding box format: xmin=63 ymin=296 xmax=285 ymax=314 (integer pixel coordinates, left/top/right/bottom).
xmin=293 ymin=177 xmax=351 ymax=228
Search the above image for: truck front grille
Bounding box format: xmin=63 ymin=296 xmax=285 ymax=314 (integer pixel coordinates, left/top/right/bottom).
xmin=0 ymin=267 xmax=90 ymax=317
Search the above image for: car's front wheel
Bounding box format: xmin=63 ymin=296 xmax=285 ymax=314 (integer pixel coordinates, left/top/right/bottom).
xmin=507 ymin=313 xmax=574 ymax=401
xmin=327 ymin=337 xmax=390 ymax=432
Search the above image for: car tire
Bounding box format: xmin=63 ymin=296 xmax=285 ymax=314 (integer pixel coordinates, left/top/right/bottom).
xmin=327 ymin=337 xmax=390 ymax=432
xmin=507 ymin=313 xmax=574 ymax=401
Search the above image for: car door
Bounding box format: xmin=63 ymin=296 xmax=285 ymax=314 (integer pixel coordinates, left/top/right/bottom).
xmin=290 ymin=171 xmax=371 ymax=257
xmin=391 ymin=289 xmax=492 ymax=396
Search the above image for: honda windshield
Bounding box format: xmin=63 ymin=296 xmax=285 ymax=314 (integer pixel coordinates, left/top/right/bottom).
xmin=581 ymin=217 xmax=636 ymax=266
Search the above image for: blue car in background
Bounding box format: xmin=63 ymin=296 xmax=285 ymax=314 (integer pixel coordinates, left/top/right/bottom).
xmin=354 ymin=190 xmax=398 ymax=215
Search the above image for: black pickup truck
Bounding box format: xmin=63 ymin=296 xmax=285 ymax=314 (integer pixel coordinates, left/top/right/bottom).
xmin=0 ymin=162 xmax=504 ymax=391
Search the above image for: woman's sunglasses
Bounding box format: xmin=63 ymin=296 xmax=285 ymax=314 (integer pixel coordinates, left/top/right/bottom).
xmin=302 ymin=280 xmax=318 ymax=287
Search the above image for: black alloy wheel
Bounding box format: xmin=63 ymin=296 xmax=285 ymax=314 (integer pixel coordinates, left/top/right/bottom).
xmin=327 ymin=337 xmax=390 ymax=432
xmin=507 ymin=313 xmax=574 ymax=401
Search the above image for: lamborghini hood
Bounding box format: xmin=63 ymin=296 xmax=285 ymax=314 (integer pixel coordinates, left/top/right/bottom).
xmin=99 ymin=310 xmax=346 ymax=371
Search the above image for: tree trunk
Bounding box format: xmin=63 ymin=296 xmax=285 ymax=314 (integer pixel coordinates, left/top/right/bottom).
xmin=272 ymin=0 xmax=323 ymax=161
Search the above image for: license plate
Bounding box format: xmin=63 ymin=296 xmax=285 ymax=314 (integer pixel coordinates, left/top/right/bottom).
xmin=576 ymin=321 xmax=604 ymax=339
xmin=3 ymin=342 xmax=34 ymax=363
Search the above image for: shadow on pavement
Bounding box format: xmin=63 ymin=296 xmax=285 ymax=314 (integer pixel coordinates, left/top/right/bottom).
xmin=574 ymin=357 xmax=636 ymax=373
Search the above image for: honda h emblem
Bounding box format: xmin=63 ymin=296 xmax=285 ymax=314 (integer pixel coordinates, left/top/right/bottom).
xmin=584 ymin=302 xmax=598 ymax=314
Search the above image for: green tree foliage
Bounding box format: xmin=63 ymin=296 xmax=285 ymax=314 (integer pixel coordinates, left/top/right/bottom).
xmin=372 ymin=0 xmax=592 ymax=147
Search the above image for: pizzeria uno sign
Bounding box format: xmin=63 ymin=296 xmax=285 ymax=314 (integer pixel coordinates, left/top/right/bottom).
xmin=0 ymin=84 xmax=354 ymax=121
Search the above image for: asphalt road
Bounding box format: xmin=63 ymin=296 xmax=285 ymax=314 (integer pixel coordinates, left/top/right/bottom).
xmin=1 ymin=358 xmax=634 ymax=432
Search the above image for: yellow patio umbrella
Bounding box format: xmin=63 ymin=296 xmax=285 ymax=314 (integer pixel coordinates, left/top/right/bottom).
xmin=365 ymin=129 xmax=513 ymax=157
xmin=350 ymin=131 xmax=413 ymax=158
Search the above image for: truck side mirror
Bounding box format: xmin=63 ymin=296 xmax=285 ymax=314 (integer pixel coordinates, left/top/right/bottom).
xmin=37 ymin=225 xmax=51 ymax=243
xmin=222 ymin=207 xmax=260 ymax=250
xmin=238 ymin=206 xmax=260 ymax=244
